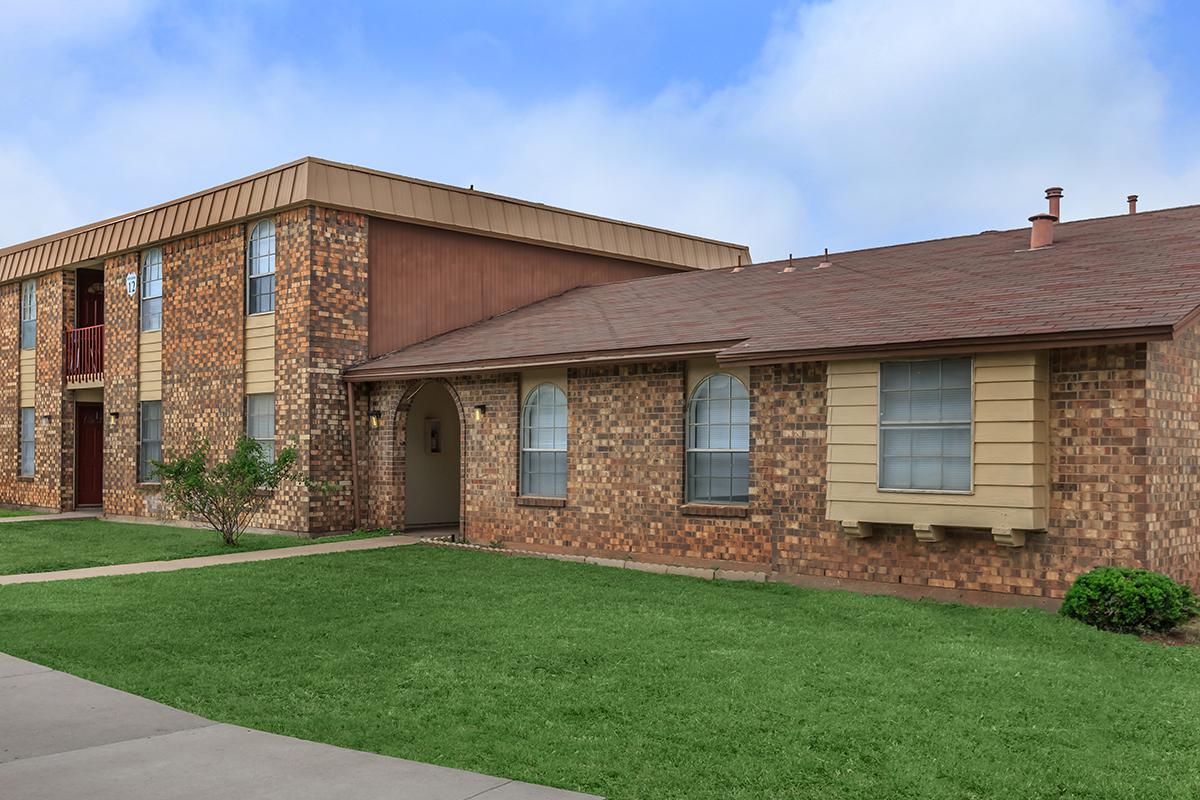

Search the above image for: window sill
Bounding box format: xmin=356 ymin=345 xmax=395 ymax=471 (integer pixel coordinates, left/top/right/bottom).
xmin=876 ymin=487 xmax=974 ymax=496
xmin=681 ymin=503 xmax=748 ymax=519
xmin=136 ymin=482 xmax=161 ymax=490
xmin=15 ymin=476 xmax=34 ymax=483
xmin=516 ymin=495 xmax=566 ymax=508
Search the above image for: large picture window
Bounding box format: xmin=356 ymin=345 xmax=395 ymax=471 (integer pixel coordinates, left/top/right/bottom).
xmin=520 ymin=383 xmax=567 ymax=497
xmin=19 ymin=279 xmax=36 ymax=349
xmin=247 ymin=219 xmax=276 ymax=314
xmin=878 ymin=358 xmax=972 ymax=492
xmin=138 ymin=401 xmax=162 ymax=482
xmin=140 ymin=248 xmax=163 ymax=332
xmin=19 ymin=407 xmax=34 ymax=476
xmin=246 ymin=393 xmax=276 ymax=461
xmin=686 ymin=373 xmax=750 ymax=504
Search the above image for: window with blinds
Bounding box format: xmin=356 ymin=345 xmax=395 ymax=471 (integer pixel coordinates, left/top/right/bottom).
xmin=878 ymin=358 xmax=972 ymax=492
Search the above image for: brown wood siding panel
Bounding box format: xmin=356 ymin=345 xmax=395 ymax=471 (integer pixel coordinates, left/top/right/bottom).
xmin=367 ymin=218 xmax=676 ymax=358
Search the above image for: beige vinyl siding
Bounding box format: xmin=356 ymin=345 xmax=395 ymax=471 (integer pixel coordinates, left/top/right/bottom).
xmin=826 ymin=351 xmax=1049 ymax=531
xmin=685 ymin=358 xmax=749 ymax=397
xmin=138 ymin=330 xmax=162 ymax=401
xmin=19 ymin=348 xmax=34 ymax=407
xmin=519 ymin=366 xmax=567 ymax=400
xmin=245 ymin=311 xmax=276 ymax=393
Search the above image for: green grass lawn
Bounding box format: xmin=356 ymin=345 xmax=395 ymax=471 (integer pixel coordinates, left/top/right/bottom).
xmin=0 ymin=546 xmax=1196 ymax=800
xmin=0 ymin=519 xmax=377 ymax=575
xmin=0 ymin=507 xmax=42 ymax=518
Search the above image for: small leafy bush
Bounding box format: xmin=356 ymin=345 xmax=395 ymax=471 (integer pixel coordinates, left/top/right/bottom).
xmin=154 ymin=437 xmax=334 ymax=546
xmin=1061 ymin=567 xmax=1198 ymax=634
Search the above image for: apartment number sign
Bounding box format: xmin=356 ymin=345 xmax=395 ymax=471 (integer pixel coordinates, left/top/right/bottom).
xmin=125 ymin=272 xmax=137 ymax=297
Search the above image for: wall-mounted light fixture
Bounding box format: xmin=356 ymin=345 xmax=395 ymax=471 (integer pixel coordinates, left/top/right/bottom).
xmin=40 ymin=414 xmax=51 ymax=426
xmin=368 ymin=410 xmax=382 ymax=428
xmin=473 ymin=404 xmax=487 ymax=421
xmin=109 ymin=410 xmax=120 ymax=423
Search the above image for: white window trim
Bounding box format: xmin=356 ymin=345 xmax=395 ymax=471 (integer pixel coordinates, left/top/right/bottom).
xmin=19 ymin=279 xmax=36 ymax=350
xmin=875 ymin=358 xmax=975 ymax=495
xmin=140 ymin=248 xmax=163 ymax=333
xmin=246 ymin=219 xmax=276 ymax=317
xmin=519 ymin=382 xmax=567 ymax=498
xmin=685 ymin=372 xmax=751 ymax=505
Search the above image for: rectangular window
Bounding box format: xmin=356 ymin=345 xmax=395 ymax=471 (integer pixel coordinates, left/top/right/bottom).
xmin=19 ymin=280 xmax=36 ymax=349
xmin=141 ymin=249 xmax=163 ymax=332
xmin=18 ymin=407 xmax=34 ymax=476
xmin=246 ymin=393 xmax=275 ymax=461
xmin=138 ymin=401 xmax=162 ymax=482
xmin=247 ymin=221 xmax=276 ymax=315
xmin=878 ymin=358 xmax=972 ymax=492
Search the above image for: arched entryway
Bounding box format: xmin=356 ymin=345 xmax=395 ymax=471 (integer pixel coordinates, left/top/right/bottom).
xmin=403 ymin=381 xmax=462 ymax=529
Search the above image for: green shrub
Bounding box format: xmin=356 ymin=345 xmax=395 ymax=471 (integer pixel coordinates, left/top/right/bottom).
xmin=1061 ymin=567 xmax=1198 ymax=634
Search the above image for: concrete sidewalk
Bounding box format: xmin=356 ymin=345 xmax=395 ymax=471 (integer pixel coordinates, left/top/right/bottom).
xmin=0 ymin=535 xmax=420 ymax=586
xmin=0 ymin=652 xmax=600 ymax=799
xmin=0 ymin=511 xmax=99 ymax=524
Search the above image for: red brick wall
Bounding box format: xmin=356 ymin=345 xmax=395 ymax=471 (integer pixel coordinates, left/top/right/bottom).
xmin=363 ymin=345 xmax=1167 ymax=603
xmin=161 ymin=226 xmax=245 ymax=462
xmin=268 ymin=206 xmax=367 ymax=533
xmin=0 ymin=274 xmax=69 ymax=510
xmin=103 ymin=252 xmax=144 ymax=516
xmin=1146 ymin=324 xmax=1200 ymax=589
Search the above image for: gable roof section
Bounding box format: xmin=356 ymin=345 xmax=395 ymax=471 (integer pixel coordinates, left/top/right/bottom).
xmin=0 ymin=157 xmax=750 ymax=282
xmin=346 ymin=203 xmax=1200 ymax=379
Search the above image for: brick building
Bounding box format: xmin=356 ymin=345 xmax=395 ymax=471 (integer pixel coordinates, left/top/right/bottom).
xmin=2 ymin=165 xmax=1198 ymax=607
xmin=346 ymin=192 xmax=1200 ymax=606
xmin=0 ymin=157 xmax=747 ymax=533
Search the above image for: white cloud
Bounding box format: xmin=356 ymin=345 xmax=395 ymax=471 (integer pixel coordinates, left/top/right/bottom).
xmin=0 ymin=0 xmax=1196 ymax=262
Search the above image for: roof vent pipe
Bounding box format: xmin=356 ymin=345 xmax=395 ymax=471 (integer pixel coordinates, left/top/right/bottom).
xmin=1029 ymin=213 xmax=1057 ymax=249
xmin=1128 ymin=194 xmax=1138 ymax=214
xmin=1045 ymin=187 xmax=1063 ymax=220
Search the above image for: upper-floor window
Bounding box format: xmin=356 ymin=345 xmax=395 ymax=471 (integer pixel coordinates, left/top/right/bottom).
xmin=520 ymin=383 xmax=567 ymax=497
xmin=140 ymin=248 xmax=163 ymax=332
xmin=878 ymin=358 xmax=972 ymax=492
xmin=686 ymin=373 xmax=750 ymax=504
xmin=247 ymin=219 xmax=276 ymax=314
xmin=19 ymin=279 xmax=36 ymax=349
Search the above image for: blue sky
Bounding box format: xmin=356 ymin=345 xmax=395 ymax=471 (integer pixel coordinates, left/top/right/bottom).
xmin=3 ymin=0 xmax=1200 ymax=261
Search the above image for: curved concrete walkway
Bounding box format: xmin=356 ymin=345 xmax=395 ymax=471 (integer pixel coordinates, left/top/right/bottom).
xmin=0 ymin=653 xmax=600 ymax=799
xmin=0 ymin=534 xmax=421 ymax=586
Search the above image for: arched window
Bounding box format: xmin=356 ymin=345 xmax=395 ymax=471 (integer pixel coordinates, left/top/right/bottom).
xmin=686 ymin=373 xmax=750 ymax=503
xmin=140 ymin=247 xmax=163 ymax=332
xmin=247 ymin=219 xmax=276 ymax=314
xmin=520 ymin=383 xmax=567 ymax=497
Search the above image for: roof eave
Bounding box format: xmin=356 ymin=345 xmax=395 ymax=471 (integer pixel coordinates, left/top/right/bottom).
xmin=343 ymin=341 xmax=742 ymax=382
xmin=716 ymin=326 xmax=1176 ymax=366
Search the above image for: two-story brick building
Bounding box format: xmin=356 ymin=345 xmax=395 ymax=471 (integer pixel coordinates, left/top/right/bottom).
xmin=0 ymin=157 xmax=748 ymax=532
xmin=3 ymin=166 xmax=1198 ymax=607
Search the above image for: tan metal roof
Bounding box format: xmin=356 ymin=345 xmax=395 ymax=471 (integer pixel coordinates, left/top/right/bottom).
xmin=0 ymin=157 xmax=751 ymax=282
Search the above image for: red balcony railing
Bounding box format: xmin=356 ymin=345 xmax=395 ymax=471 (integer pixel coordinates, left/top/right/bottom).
xmin=65 ymin=325 xmax=104 ymax=383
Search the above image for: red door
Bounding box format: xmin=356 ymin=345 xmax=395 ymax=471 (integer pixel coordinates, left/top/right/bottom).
xmin=75 ymin=403 xmax=103 ymax=506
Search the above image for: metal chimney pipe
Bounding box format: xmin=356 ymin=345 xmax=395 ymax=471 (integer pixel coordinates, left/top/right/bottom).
xmin=1029 ymin=213 xmax=1057 ymax=248
xmin=1127 ymin=194 xmax=1138 ymax=214
xmin=1045 ymin=187 xmax=1063 ymax=220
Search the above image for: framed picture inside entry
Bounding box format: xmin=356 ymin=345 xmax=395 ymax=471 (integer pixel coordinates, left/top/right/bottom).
xmin=425 ymin=418 xmax=442 ymax=454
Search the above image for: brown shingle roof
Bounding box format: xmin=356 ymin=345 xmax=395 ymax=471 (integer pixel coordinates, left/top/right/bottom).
xmin=0 ymin=158 xmax=750 ymax=281
xmin=346 ymin=204 xmax=1200 ymax=379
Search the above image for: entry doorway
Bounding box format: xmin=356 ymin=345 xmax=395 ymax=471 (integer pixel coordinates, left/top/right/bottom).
xmin=403 ymin=382 xmax=461 ymax=529
xmin=75 ymin=403 xmax=103 ymax=507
